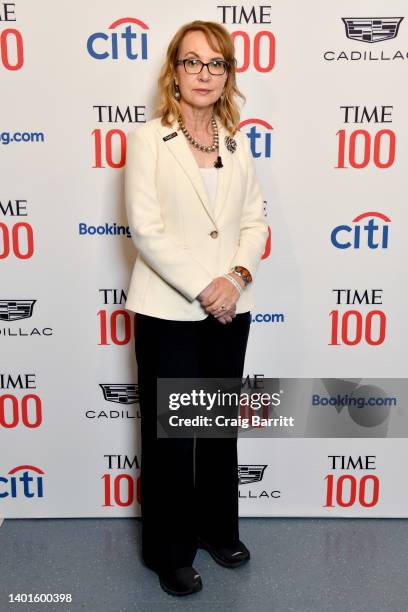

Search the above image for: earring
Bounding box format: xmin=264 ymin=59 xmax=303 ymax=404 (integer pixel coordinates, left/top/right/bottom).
xmin=174 ymin=82 xmax=180 ymax=100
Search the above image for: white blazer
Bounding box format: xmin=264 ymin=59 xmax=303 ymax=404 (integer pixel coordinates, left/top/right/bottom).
xmin=124 ymin=115 xmax=269 ymax=321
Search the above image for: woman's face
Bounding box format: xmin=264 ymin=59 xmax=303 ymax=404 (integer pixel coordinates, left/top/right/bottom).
xmin=174 ymin=30 xmax=229 ymax=113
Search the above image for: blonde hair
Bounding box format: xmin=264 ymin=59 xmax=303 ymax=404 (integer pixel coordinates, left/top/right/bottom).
xmin=155 ymin=20 xmax=245 ymax=136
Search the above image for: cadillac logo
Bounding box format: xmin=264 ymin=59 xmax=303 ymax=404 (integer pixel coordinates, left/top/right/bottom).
xmin=238 ymin=464 xmax=267 ymax=485
xmin=342 ymin=17 xmax=404 ymax=43
xmin=99 ymin=383 xmax=139 ymax=404
xmin=0 ymin=299 xmax=36 ymax=321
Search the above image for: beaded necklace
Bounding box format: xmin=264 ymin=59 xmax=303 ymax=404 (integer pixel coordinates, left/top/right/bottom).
xmin=177 ymin=115 xmax=219 ymax=153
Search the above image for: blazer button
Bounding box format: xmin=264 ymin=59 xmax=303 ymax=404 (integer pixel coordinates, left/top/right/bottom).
xmin=210 ymin=230 xmax=218 ymax=239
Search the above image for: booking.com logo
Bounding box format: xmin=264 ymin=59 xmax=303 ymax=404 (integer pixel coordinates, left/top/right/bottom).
xmin=79 ymin=222 xmax=131 ymax=238
xmin=331 ymin=211 xmax=390 ymax=249
xmin=87 ymin=17 xmax=149 ymax=60
xmin=239 ymin=119 xmax=273 ymax=158
xmin=251 ymin=312 xmax=284 ymax=324
xmin=312 ymin=393 xmax=397 ymax=408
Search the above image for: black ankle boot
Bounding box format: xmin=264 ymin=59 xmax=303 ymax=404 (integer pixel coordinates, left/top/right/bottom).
xmin=158 ymin=566 xmax=202 ymax=596
xmin=197 ymin=537 xmax=250 ymax=567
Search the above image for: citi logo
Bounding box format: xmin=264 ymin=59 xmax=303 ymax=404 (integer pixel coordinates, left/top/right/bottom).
xmin=0 ymin=465 xmax=44 ymax=498
xmin=331 ymin=212 xmax=390 ymax=249
xmin=87 ymin=17 xmax=149 ymax=60
xmin=239 ymin=118 xmax=273 ymax=159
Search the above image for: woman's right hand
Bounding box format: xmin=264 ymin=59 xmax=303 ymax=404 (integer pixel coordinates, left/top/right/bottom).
xmin=197 ymin=279 xmax=238 ymax=324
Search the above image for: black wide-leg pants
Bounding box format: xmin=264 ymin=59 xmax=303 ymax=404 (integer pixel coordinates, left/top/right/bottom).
xmin=134 ymin=311 xmax=251 ymax=571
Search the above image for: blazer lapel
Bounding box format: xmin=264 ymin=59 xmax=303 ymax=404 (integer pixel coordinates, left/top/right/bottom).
xmin=157 ymin=117 xmax=234 ymax=226
xmin=212 ymin=119 xmax=233 ymax=221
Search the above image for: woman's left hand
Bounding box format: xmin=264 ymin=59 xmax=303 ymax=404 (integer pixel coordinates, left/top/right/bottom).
xmin=216 ymin=303 xmax=237 ymax=324
xmin=197 ymin=275 xmax=244 ymax=317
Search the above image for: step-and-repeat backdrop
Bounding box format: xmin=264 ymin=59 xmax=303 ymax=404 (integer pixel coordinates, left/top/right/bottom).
xmin=1 ymin=1 xmax=407 ymax=517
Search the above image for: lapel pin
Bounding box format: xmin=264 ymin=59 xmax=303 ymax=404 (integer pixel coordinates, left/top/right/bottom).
xmin=163 ymin=131 xmax=178 ymax=142
xmin=225 ymin=135 xmax=237 ymax=153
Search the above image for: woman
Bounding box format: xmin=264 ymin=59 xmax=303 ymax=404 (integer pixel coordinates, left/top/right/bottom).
xmin=124 ymin=20 xmax=268 ymax=596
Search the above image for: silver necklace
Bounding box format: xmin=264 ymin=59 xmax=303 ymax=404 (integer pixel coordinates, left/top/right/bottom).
xmin=178 ymin=115 xmax=219 ymax=152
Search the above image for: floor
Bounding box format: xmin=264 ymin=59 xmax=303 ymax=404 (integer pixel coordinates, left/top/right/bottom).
xmin=1 ymin=517 xmax=407 ymax=612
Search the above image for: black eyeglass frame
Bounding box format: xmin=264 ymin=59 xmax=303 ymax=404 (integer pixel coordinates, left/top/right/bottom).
xmin=175 ymin=58 xmax=230 ymax=75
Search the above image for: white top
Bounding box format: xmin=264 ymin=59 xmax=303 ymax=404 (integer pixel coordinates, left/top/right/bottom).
xmin=199 ymin=167 xmax=218 ymax=212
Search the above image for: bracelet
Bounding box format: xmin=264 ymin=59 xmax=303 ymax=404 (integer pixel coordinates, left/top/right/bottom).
xmin=230 ymin=265 xmax=252 ymax=286
xmin=223 ymin=273 xmax=243 ymax=295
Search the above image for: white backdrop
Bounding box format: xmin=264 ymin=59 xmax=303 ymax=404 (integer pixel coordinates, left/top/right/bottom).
xmin=1 ymin=1 xmax=407 ymax=517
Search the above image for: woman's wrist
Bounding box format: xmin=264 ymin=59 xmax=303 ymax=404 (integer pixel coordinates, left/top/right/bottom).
xmin=229 ymin=266 xmax=252 ymax=288
xmin=229 ymin=272 xmax=246 ymax=289
xmin=231 ymin=266 xmax=252 ymax=287
xmin=223 ymin=273 xmax=243 ymax=295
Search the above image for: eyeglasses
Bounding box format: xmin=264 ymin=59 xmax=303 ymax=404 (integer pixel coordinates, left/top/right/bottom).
xmin=175 ymin=58 xmax=229 ymax=76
